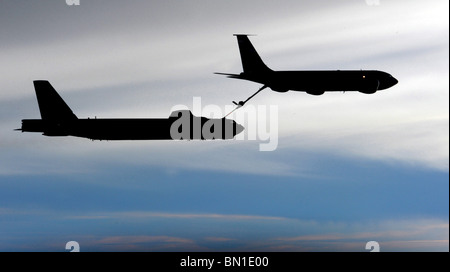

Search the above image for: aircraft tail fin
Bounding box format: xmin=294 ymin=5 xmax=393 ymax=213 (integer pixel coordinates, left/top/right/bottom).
xmin=33 ymin=80 xmax=78 ymax=122
xmin=234 ymin=34 xmax=272 ymax=74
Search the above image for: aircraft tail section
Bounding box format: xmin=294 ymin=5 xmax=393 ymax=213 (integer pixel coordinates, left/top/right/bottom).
xmin=234 ymin=34 xmax=272 ymax=74
xmin=33 ymin=80 xmax=78 ymax=122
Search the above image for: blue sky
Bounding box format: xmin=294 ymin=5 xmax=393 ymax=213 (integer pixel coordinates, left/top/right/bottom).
xmin=0 ymin=0 xmax=448 ymax=251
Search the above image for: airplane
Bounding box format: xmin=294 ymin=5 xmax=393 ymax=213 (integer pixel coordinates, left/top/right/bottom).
xmin=17 ymin=80 xmax=244 ymax=140
xmin=216 ymin=34 xmax=398 ymax=106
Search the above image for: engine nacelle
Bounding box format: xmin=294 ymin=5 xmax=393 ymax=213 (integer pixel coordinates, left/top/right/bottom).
xmin=359 ymin=79 xmax=380 ymax=94
xmin=270 ymin=87 xmax=289 ymax=93
xmin=306 ymin=90 xmax=325 ymax=96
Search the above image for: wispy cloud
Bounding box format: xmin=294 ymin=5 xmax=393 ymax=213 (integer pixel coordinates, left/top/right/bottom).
xmin=1 ymin=207 xmax=448 ymax=251
xmin=273 ymin=220 xmax=449 ymax=251
xmin=83 ymin=235 xmax=203 ymax=251
xmin=66 ymin=211 xmax=287 ymax=221
xmin=203 ymin=237 xmax=236 ymax=242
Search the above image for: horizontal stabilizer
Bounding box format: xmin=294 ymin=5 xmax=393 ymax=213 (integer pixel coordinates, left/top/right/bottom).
xmin=214 ymin=72 xmax=242 ymax=79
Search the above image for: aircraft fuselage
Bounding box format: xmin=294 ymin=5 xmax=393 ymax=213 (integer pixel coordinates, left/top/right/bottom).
xmin=20 ymin=112 xmax=243 ymax=140
xmin=217 ymin=35 xmax=398 ymax=96
xmin=18 ymin=81 xmax=244 ymax=141
xmin=238 ymin=69 xmax=398 ymax=95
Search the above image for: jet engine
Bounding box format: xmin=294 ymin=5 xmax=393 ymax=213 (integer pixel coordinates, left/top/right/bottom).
xmin=359 ymin=79 xmax=380 ymax=94
xmin=306 ymin=90 xmax=325 ymax=96
xmin=270 ymin=87 xmax=289 ymax=93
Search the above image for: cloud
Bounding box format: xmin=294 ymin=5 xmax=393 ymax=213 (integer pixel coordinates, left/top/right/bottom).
xmin=64 ymin=211 xmax=449 ymax=251
xmin=66 ymin=211 xmax=287 ymax=222
xmin=64 ymin=235 xmax=205 ymax=251
xmin=272 ymin=219 xmax=449 ymax=251
xmin=96 ymin=235 xmax=193 ymax=245
xmin=280 ymin=116 xmax=449 ymax=171
xmin=0 ymin=0 xmax=448 ymax=254
xmin=1 ymin=0 xmax=447 ymax=177
xmin=203 ymin=237 xmax=236 ymax=242
xmin=1 ymin=206 xmax=448 ymax=251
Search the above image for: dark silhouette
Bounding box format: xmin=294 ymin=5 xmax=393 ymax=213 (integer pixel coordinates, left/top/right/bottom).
xmin=17 ymin=81 xmax=244 ymax=140
xmin=216 ymin=35 xmax=398 ymax=106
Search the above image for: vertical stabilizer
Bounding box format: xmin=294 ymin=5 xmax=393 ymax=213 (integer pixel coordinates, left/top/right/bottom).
xmin=33 ymin=80 xmax=78 ymax=122
xmin=234 ymin=34 xmax=272 ymax=74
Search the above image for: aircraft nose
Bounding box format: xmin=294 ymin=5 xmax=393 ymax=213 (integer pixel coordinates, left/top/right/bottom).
xmin=235 ymin=123 xmax=245 ymax=135
xmin=390 ymin=76 xmax=398 ymax=87
xmin=379 ymin=75 xmax=398 ymax=90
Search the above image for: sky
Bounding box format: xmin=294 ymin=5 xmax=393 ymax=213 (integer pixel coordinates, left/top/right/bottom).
xmin=0 ymin=0 xmax=448 ymax=252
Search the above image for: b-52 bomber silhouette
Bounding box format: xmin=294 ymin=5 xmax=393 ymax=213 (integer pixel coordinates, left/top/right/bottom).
xmin=17 ymin=80 xmax=244 ymax=140
xmin=216 ymin=35 xmax=398 ymax=107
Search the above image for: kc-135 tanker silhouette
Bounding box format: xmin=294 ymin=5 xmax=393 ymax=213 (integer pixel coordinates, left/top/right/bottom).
xmin=216 ymin=35 xmax=398 ymax=106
